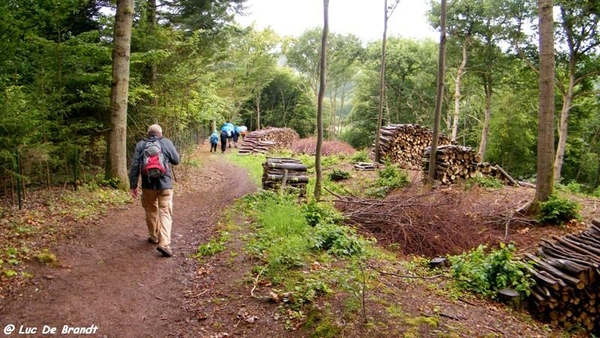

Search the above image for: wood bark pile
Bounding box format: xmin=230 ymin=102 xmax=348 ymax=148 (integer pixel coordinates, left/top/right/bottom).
xmin=238 ymin=127 xmax=300 ymax=155
xmin=262 ymin=157 xmax=308 ymax=194
xmin=525 ymin=220 xmax=600 ymax=333
xmin=422 ymin=145 xmax=518 ymax=185
xmin=377 ymin=124 xmax=455 ymax=169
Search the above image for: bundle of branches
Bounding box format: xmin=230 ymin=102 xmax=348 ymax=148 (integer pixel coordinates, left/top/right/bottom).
xmin=238 ymin=127 xmax=300 ymax=155
xmin=290 ymin=137 xmax=356 ymax=156
xmin=262 ymin=157 xmax=308 ymax=193
xmin=377 ymin=124 xmax=455 ymax=169
xmin=525 ymin=220 xmax=600 ymax=333
xmin=334 ymin=189 xmax=506 ymax=257
xmin=422 ymin=145 xmax=518 ymax=186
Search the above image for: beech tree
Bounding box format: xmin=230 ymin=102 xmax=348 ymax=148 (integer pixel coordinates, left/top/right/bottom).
xmin=314 ymin=0 xmax=329 ymax=200
xmin=532 ymin=0 xmax=555 ymax=206
xmin=107 ymin=0 xmax=134 ymax=190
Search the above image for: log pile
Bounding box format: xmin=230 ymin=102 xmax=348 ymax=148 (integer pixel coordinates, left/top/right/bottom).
xmin=262 ymin=157 xmax=308 ymax=194
xmin=238 ymin=127 xmax=300 ymax=155
xmin=525 ymin=220 xmax=600 ymax=333
xmin=422 ymin=145 xmax=518 ymax=185
xmin=377 ymin=124 xmax=455 ymax=169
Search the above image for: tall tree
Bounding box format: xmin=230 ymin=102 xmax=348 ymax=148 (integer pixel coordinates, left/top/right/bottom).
xmin=314 ymin=0 xmax=329 ymax=200
xmin=552 ymin=0 xmax=600 ymax=182
xmin=375 ymin=0 xmax=400 ymax=163
xmin=429 ymin=0 xmax=447 ymax=182
xmin=107 ymin=0 xmax=134 ymax=190
xmin=532 ymin=0 xmax=555 ymax=206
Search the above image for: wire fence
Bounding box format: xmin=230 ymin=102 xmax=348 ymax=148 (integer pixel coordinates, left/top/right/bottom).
xmin=0 ymin=126 xmax=211 ymax=209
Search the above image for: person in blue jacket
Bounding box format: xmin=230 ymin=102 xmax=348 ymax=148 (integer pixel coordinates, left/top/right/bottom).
xmin=220 ymin=121 xmax=235 ymax=149
xmin=209 ymin=130 xmax=219 ymax=152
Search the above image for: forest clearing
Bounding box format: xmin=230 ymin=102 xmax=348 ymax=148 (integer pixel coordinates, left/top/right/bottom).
xmin=0 ymin=142 xmax=598 ymax=337
xmin=1 ymin=0 xmax=600 ymax=337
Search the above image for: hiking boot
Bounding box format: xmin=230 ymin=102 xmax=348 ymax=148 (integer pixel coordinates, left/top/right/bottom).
xmin=148 ymin=236 xmax=159 ymax=244
xmin=157 ymin=246 xmax=173 ymax=257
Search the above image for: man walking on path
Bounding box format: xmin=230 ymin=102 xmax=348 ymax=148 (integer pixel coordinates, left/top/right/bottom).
xmin=129 ymin=124 xmax=180 ymax=257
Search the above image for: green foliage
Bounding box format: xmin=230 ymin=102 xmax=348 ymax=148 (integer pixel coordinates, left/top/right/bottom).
xmin=35 ymin=249 xmax=57 ymax=265
xmin=464 ymin=175 xmax=504 ymax=190
xmin=301 ymin=201 xmax=344 ymax=227
xmin=449 ymin=243 xmax=534 ymax=300
xmin=538 ymin=194 xmax=581 ymax=225
xmin=351 ymin=150 xmax=370 ymax=163
xmin=310 ymin=223 xmax=366 ymax=257
xmin=367 ymin=162 xmax=409 ymax=197
xmin=192 ymin=232 xmax=230 ymax=259
xmin=327 ymin=169 xmax=350 ymax=181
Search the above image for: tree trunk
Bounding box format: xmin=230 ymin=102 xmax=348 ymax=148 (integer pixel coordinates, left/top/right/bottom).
xmin=477 ymin=79 xmax=492 ymax=161
xmin=554 ymin=56 xmax=575 ymax=183
xmin=255 ymin=92 xmax=261 ymax=130
xmin=428 ymin=0 xmax=447 ymax=182
xmin=148 ymin=0 xmax=158 ymax=107
xmin=314 ymin=0 xmax=328 ymax=200
xmin=452 ymin=40 xmax=468 ymax=141
xmin=374 ymin=0 xmax=389 ymax=163
xmin=532 ymin=0 xmax=555 ymax=207
xmin=107 ymin=0 xmax=134 ymax=191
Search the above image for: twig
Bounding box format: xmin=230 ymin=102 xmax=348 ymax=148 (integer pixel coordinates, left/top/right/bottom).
xmin=458 ymin=297 xmax=477 ymax=306
xmin=250 ymin=266 xmax=267 ymax=298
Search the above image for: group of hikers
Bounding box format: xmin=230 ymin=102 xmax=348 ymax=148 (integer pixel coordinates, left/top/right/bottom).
xmin=128 ymin=120 xmax=247 ymax=259
xmin=209 ymin=121 xmax=247 ymax=153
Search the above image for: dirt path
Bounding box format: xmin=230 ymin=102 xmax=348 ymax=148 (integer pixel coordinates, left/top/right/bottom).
xmin=0 ymin=153 xmax=256 ymax=337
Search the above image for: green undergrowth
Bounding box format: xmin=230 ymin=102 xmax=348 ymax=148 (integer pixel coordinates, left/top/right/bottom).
xmin=221 ymin=151 xmax=554 ymax=336
xmin=237 ymin=190 xmax=381 ymax=333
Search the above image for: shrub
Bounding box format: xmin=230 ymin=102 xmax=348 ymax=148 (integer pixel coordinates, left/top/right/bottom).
xmin=328 ymin=169 xmax=350 ymax=181
xmin=310 ymin=223 xmax=366 ymax=257
xmin=538 ymin=194 xmax=581 ymax=225
xmin=367 ymin=162 xmax=409 ymax=197
xmin=302 ymin=201 xmax=344 ymax=227
xmin=449 ymin=243 xmax=533 ymax=300
xmin=351 ymin=150 xmax=370 ymax=164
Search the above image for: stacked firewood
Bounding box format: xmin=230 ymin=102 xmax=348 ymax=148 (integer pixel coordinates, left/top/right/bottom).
xmin=239 ymin=127 xmax=300 ymax=155
xmin=377 ymin=124 xmax=455 ymax=169
xmin=525 ymin=220 xmax=600 ymax=333
xmin=262 ymin=157 xmax=308 ymax=194
xmin=422 ymin=145 xmax=518 ymax=185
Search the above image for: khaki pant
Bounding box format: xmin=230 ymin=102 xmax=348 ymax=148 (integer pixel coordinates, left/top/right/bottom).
xmin=141 ymin=189 xmax=173 ymax=247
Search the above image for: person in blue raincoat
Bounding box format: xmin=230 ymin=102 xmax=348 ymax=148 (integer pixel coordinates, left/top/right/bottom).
xmin=209 ymin=130 xmax=219 ymax=152
xmin=220 ymin=121 xmax=235 ymax=149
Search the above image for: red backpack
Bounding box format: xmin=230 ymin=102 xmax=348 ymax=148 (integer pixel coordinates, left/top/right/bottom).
xmin=142 ymin=139 xmax=168 ymax=178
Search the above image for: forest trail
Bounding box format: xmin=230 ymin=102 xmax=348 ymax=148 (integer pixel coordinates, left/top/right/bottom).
xmin=0 ymin=150 xmax=257 ymax=338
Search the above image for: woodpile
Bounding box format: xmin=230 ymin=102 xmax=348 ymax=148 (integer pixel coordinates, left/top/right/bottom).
xmin=238 ymin=127 xmax=300 ymax=155
xmin=525 ymin=220 xmax=600 ymax=333
xmin=377 ymin=124 xmax=455 ymax=169
xmin=422 ymin=145 xmax=518 ymax=186
xmin=262 ymin=157 xmax=308 ymax=194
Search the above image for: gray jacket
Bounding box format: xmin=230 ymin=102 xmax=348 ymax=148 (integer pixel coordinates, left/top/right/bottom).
xmin=129 ymin=136 xmax=180 ymax=190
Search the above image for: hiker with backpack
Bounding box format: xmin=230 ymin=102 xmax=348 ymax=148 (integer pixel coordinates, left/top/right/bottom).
xmin=221 ymin=121 xmax=235 ymax=149
xmin=209 ymin=130 xmax=219 ymax=152
xmin=129 ymin=124 xmax=180 ymax=257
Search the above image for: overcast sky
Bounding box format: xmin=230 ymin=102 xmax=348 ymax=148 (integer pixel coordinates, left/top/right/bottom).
xmin=235 ymin=0 xmax=439 ymax=43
